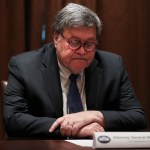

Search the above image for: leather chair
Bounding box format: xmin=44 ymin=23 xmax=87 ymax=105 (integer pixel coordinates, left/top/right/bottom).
xmin=0 ymin=81 xmax=7 ymax=140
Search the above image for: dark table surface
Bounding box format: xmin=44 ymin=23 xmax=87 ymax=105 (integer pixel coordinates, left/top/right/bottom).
xmin=0 ymin=140 xmax=149 ymax=150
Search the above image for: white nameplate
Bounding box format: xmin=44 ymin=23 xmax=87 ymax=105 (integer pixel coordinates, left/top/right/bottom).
xmin=93 ymin=132 xmax=150 ymax=148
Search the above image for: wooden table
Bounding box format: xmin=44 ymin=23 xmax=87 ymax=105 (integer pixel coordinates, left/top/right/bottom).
xmin=0 ymin=140 xmax=92 ymax=150
xmin=0 ymin=140 xmax=149 ymax=150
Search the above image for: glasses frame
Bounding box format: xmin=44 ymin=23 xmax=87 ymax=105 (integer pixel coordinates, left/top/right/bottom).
xmin=60 ymin=33 xmax=98 ymax=52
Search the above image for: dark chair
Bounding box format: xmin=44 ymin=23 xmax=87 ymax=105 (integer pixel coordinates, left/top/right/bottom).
xmin=0 ymin=81 xmax=7 ymax=140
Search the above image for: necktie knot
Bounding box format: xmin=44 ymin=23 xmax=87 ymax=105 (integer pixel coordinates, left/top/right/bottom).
xmin=69 ymin=74 xmax=78 ymax=82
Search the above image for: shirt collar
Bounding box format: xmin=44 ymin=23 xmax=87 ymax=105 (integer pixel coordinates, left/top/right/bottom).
xmin=57 ymin=59 xmax=84 ymax=84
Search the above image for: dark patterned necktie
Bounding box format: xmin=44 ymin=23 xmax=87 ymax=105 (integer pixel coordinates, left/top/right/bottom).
xmin=67 ymin=74 xmax=83 ymax=113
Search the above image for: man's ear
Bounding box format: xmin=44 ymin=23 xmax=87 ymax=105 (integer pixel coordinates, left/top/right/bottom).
xmin=53 ymin=32 xmax=59 ymax=46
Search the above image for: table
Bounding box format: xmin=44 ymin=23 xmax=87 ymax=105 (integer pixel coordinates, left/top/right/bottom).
xmin=0 ymin=140 xmax=149 ymax=150
xmin=0 ymin=140 xmax=92 ymax=150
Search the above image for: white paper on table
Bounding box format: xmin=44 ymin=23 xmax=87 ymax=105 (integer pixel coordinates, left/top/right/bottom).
xmin=65 ymin=139 xmax=93 ymax=147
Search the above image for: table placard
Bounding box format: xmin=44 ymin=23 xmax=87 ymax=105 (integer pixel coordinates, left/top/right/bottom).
xmin=93 ymin=132 xmax=150 ymax=148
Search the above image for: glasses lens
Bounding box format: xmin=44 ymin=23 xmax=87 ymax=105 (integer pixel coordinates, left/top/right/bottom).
xmin=85 ymin=42 xmax=96 ymax=51
xmin=69 ymin=40 xmax=81 ymax=50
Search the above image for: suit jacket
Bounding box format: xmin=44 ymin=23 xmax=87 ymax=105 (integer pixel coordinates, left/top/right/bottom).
xmin=3 ymin=43 xmax=147 ymax=139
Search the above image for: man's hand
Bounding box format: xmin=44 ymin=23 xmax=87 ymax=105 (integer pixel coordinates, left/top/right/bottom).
xmin=76 ymin=122 xmax=105 ymax=138
xmin=49 ymin=111 xmax=105 ymax=138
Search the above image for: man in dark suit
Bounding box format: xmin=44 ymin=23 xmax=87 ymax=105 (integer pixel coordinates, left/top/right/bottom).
xmin=4 ymin=3 xmax=146 ymax=139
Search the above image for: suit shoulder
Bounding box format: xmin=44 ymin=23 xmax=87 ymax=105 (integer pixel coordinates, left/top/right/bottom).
xmin=96 ymin=50 xmax=121 ymax=59
xmin=92 ymin=50 xmax=126 ymax=74
xmin=9 ymin=43 xmax=54 ymax=64
xmin=95 ymin=50 xmax=122 ymax=64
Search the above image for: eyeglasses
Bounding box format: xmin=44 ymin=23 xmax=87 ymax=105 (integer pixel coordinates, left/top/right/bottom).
xmin=60 ymin=34 xmax=97 ymax=52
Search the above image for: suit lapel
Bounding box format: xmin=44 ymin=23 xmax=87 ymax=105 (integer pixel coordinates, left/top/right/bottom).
xmin=40 ymin=44 xmax=63 ymax=117
xmin=85 ymin=58 xmax=104 ymax=110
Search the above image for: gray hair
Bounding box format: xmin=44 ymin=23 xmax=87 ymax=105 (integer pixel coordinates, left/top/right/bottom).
xmin=53 ymin=3 xmax=102 ymax=38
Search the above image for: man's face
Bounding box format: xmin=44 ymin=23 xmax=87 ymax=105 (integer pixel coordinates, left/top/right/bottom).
xmin=54 ymin=27 xmax=97 ymax=74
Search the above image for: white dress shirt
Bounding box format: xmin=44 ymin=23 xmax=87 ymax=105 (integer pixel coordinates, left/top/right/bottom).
xmin=57 ymin=61 xmax=87 ymax=115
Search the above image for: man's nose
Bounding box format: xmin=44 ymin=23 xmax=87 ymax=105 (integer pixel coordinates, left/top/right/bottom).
xmin=76 ymin=45 xmax=86 ymax=55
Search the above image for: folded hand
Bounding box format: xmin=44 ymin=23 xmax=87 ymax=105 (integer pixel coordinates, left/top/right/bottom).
xmin=49 ymin=111 xmax=105 ymax=138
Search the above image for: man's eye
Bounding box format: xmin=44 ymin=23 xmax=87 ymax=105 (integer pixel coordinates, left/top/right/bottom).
xmin=85 ymin=42 xmax=94 ymax=47
xmin=70 ymin=41 xmax=80 ymax=46
xmin=86 ymin=42 xmax=93 ymax=46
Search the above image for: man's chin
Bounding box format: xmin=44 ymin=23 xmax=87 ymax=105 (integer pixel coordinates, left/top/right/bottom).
xmin=70 ymin=65 xmax=87 ymax=74
xmin=69 ymin=59 xmax=89 ymax=73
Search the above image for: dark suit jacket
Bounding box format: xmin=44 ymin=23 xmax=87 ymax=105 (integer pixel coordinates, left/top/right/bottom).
xmin=3 ymin=43 xmax=147 ymax=139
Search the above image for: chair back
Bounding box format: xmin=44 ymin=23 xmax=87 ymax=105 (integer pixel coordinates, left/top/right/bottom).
xmin=0 ymin=81 xmax=7 ymax=140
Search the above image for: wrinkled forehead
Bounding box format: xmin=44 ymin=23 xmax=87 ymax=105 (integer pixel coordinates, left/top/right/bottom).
xmin=61 ymin=26 xmax=97 ymax=40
